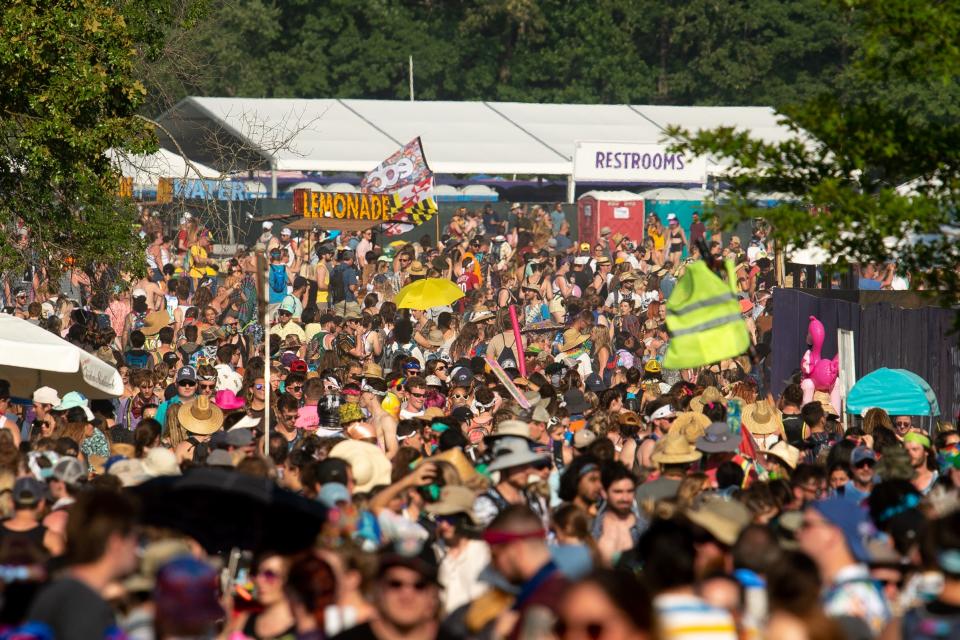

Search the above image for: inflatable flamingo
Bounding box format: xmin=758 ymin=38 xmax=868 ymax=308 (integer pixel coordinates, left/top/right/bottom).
xmin=800 ymin=316 xmax=841 ymax=410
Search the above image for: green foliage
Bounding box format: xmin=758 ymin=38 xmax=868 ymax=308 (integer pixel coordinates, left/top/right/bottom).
xmin=0 ymin=0 xmax=192 ymax=281
xmin=144 ymin=0 xmax=853 ymax=110
xmin=667 ymin=0 xmax=960 ymax=313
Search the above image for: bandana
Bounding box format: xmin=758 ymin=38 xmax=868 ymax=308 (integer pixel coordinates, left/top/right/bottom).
xmin=360 ymin=381 xmax=386 ymax=397
xmin=903 ymin=432 xmax=931 ymax=448
xmin=482 ymin=529 xmax=546 ymax=546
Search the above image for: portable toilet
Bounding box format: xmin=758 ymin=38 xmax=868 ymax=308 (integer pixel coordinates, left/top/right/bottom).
xmin=577 ymin=190 xmax=645 ymax=250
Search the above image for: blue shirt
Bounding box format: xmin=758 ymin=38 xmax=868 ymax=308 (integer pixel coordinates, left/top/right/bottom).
xmin=858 ymin=277 xmax=882 ymax=290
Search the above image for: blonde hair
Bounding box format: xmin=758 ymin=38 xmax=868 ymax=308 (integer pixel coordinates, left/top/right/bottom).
xmin=862 ymin=407 xmax=892 ymax=434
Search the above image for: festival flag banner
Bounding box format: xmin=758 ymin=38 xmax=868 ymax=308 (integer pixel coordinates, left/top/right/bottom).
xmin=361 ymin=137 xmax=438 ymax=236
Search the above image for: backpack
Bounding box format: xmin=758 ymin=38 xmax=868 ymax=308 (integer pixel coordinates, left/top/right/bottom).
xmin=187 ymin=436 xmax=210 ymax=464
xmin=125 ymin=349 xmax=151 ymax=370
xmin=329 ymin=264 xmax=346 ymax=304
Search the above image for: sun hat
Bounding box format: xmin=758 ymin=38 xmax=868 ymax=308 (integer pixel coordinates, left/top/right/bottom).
xmin=141 ymin=310 xmax=172 ymax=336
xmin=425 ymin=485 xmax=478 ymax=522
xmin=362 ymin=362 xmax=384 ymax=380
xmin=425 ymin=329 xmax=445 ymax=348
xmin=690 ymin=386 xmax=725 ymax=413
xmin=469 ymin=310 xmax=496 ymax=323
xmin=407 ymin=261 xmax=427 ymax=276
xmin=177 ymin=396 xmax=224 ymax=435
xmin=670 ymin=411 xmax=711 ymax=444
xmin=573 ymin=429 xmax=598 ymax=450
xmin=559 ymin=328 xmax=589 ymax=353
xmin=686 ymin=495 xmax=752 ymax=546
xmin=329 ymin=440 xmax=392 ymax=494
xmin=809 ymin=498 xmax=873 ymax=562
xmin=32 ymin=386 xmax=60 ymax=406
xmin=532 ymin=401 xmax=551 ymax=424
xmin=618 ymin=411 xmax=642 ymax=428
xmin=214 ymin=390 xmax=245 ymax=411
xmin=109 ymin=459 xmax=151 ymax=487
xmin=488 ymin=420 xmax=533 ymax=441
xmin=651 ymin=433 xmax=703 ymax=465
xmin=339 ymin=403 xmax=364 ymax=426
xmin=124 ymin=539 xmax=193 ymax=593
xmin=742 ymin=401 xmax=783 ymax=436
xmin=54 ymin=391 xmax=94 ymax=421
xmin=765 ymin=440 xmax=801 ymax=470
xmin=564 ymin=389 xmax=590 ymax=416
xmin=142 ymin=447 xmax=182 ymax=477
xmin=696 ymin=422 xmax=741 ymax=453
xmin=487 ymin=436 xmax=549 ymax=473
xmin=52 ymin=456 xmax=87 ymax=485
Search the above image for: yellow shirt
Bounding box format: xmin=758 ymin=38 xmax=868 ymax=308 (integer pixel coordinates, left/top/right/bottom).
xmin=188 ymin=245 xmax=217 ymax=278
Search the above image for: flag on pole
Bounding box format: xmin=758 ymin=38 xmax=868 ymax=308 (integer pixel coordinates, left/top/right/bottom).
xmin=361 ymin=137 xmax=438 ymax=236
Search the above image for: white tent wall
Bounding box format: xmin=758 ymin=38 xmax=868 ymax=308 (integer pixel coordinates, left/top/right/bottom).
xmin=156 ymin=98 xmax=802 ymax=197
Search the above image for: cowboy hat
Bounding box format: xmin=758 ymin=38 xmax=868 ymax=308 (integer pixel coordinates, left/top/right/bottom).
xmin=742 ymin=401 xmax=783 ymax=436
xmin=421 ymin=448 xmax=486 ymax=490
xmin=696 ymin=422 xmax=741 ymax=454
xmin=764 ymin=440 xmax=800 ymax=470
xmin=559 ymin=328 xmax=589 ymax=353
xmin=407 ymin=261 xmax=427 ymax=276
xmin=651 ymin=433 xmax=703 ymax=465
xmin=362 ymin=362 xmax=384 ymax=380
xmin=486 ymin=436 xmax=549 ymax=473
xmin=425 ymin=329 xmax=445 ymax=348
xmin=487 ymin=419 xmax=532 ymax=441
xmin=669 ymin=411 xmax=711 ymax=445
xmin=468 ymin=310 xmax=496 ymax=323
xmin=685 ymin=496 xmax=752 ymax=546
xmin=214 ymin=390 xmax=245 ymax=411
xmin=177 ymin=396 xmax=224 ymax=435
xmin=329 ymin=440 xmax=392 ymax=494
xmin=141 ymin=310 xmax=172 ymax=336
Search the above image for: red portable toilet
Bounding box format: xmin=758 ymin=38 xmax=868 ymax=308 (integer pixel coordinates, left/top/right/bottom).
xmin=577 ymin=191 xmax=645 ymax=250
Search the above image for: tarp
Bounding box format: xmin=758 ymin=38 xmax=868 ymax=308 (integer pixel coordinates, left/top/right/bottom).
xmin=846 ymin=368 xmax=940 ymax=416
xmin=0 ymin=314 xmax=124 ymax=399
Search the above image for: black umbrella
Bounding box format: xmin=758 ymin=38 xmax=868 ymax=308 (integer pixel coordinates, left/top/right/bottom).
xmin=130 ymin=467 xmax=327 ymax=554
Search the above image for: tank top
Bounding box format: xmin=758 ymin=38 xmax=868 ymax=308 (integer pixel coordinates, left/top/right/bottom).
xmin=0 ymin=522 xmax=47 ymax=551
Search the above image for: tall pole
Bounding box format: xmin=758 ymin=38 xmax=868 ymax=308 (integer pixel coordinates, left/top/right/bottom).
xmin=261 ymin=253 xmax=271 ymax=456
xmin=409 ymin=56 xmax=414 ymax=102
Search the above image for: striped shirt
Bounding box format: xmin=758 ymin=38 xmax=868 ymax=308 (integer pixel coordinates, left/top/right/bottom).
xmin=654 ymin=593 xmax=738 ymax=640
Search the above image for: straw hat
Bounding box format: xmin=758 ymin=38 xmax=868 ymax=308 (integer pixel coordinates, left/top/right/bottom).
xmin=764 ymin=440 xmax=800 ymax=470
xmin=141 ymin=310 xmax=172 ymax=336
xmin=669 ymin=411 xmax=711 ymax=445
xmin=651 ymin=432 xmax=703 ymax=465
xmin=408 ymin=261 xmax=427 ymax=276
xmin=425 ymin=485 xmax=478 ymax=522
xmin=690 ymin=386 xmax=726 ymax=413
xmin=425 ymin=329 xmax=445 ymax=348
xmin=329 ymin=440 xmax=392 ymax=494
xmin=559 ymin=328 xmax=589 ymax=352
xmin=177 ymin=396 xmax=224 ymax=435
xmin=422 ymin=448 xmax=485 ymax=489
xmin=362 ymin=362 xmax=384 ymax=380
xmin=685 ymin=496 xmax=752 ymax=546
xmin=742 ymin=401 xmax=783 ymax=436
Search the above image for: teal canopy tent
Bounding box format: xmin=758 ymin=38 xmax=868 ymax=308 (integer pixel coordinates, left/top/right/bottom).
xmin=845 ymin=368 xmax=940 ymax=416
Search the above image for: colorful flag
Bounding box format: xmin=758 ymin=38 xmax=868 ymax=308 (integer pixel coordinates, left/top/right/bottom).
xmin=362 ymin=137 xmax=438 ymax=236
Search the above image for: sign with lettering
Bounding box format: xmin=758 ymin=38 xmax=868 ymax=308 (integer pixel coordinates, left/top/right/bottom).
xmin=293 ymin=189 xmax=398 ymax=222
xmin=573 ymin=141 xmax=708 ymax=184
xmin=172 ymin=179 xmax=265 ymax=202
xmin=118 ymin=177 xmax=133 ymax=198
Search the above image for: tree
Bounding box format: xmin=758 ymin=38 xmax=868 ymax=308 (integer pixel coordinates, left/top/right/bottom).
xmin=667 ymin=0 xmax=960 ymax=319
xmin=0 ymin=0 xmax=200 ymax=284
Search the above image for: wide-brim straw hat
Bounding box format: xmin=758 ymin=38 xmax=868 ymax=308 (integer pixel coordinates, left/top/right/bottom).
xmin=669 ymin=411 xmax=711 ymax=445
xmin=559 ymin=328 xmax=589 ymax=352
xmin=690 ymin=386 xmax=725 ymax=414
xmin=329 ymin=440 xmax=392 ymax=494
xmin=424 ymin=485 xmax=478 ymax=522
xmin=422 ymin=448 xmax=485 ymax=490
xmin=764 ymin=440 xmax=800 ymax=470
xmin=742 ymin=400 xmax=783 ymax=436
xmin=425 ymin=329 xmax=445 ymax=347
xmin=651 ymin=433 xmax=703 ymax=465
xmin=362 ymin=362 xmax=384 ymax=380
xmin=141 ymin=310 xmax=172 ymax=336
xmin=177 ymin=396 xmax=224 ymax=435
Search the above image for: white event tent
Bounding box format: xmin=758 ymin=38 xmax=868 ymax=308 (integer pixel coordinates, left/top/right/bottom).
xmin=156 ymin=98 xmax=801 ymax=200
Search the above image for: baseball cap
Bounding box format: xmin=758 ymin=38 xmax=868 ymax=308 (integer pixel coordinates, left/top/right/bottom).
xmin=13 ymin=477 xmax=49 ymax=507
xmin=810 ymin=498 xmax=872 ymax=562
xmin=450 ymin=367 xmax=473 ymax=386
xmin=317 ymin=482 xmax=351 ymax=508
xmin=573 ymin=429 xmax=598 ymax=450
xmin=262 ymin=221 xmax=274 ymax=229
xmin=650 ymin=404 xmax=676 ymax=421
xmin=315 ymin=459 xmax=350 ymax=486
xmin=851 ymin=446 xmax=877 ymax=466
xmin=52 ymin=456 xmax=87 ymax=485
xmin=176 ymin=366 xmax=197 ymax=383
xmin=225 ymin=428 xmax=254 ymax=447
xmin=280 ymin=227 xmax=292 ymax=236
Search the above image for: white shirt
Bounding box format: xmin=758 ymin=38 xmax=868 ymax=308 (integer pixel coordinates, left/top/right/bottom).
xmin=436 ymin=539 xmax=490 ymax=613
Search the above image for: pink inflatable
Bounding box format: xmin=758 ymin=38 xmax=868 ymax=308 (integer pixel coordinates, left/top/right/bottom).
xmin=800 ymin=316 xmax=841 ymax=411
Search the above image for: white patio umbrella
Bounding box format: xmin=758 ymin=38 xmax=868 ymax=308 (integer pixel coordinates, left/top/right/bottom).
xmin=0 ymin=314 xmax=123 ymax=399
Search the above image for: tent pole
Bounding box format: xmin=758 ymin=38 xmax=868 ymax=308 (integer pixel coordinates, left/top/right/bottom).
xmin=566 ymin=175 xmax=576 ymax=204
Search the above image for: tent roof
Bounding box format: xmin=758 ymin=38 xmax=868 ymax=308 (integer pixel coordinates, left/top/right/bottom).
xmin=846 ymin=367 xmax=940 ymax=416
xmin=157 ymin=97 xmax=799 ymax=177
xmin=108 ymin=148 xmax=220 ymax=187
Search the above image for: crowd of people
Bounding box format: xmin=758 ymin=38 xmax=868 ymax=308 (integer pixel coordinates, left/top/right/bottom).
xmin=0 ymin=202 xmax=956 ymax=640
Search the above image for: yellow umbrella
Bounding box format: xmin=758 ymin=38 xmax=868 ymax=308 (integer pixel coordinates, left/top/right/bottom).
xmin=388 ymin=240 xmax=409 ymax=249
xmin=395 ymin=278 xmax=464 ymax=310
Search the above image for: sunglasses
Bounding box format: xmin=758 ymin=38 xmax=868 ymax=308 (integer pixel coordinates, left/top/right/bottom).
xmin=287 ymin=384 xmax=303 ymax=391
xmin=255 ymin=569 xmax=281 ymax=582
xmin=199 ymin=383 xmax=216 ymax=390
xmin=177 ymin=380 xmax=197 ymax=387
xmin=408 ymin=391 xmax=426 ymax=398
xmin=895 ymin=421 xmax=912 ymax=428
xmin=384 ymin=578 xmax=429 ymax=592
xmin=554 ymin=619 xmax=606 ymax=640
xmin=435 ymin=365 xmax=447 ymax=371
xmin=855 ymin=459 xmax=876 ymax=469
xmin=254 ymin=383 xmax=265 ymax=391
xmin=451 ymin=393 xmax=468 ymax=400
